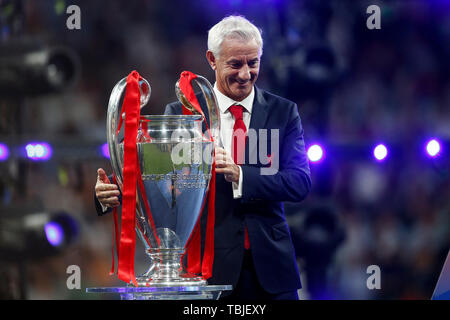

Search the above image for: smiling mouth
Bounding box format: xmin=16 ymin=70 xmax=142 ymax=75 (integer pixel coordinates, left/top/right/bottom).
xmin=235 ymin=81 xmax=250 ymax=87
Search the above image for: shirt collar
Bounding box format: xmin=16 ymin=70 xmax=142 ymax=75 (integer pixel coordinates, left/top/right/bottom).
xmin=213 ymin=83 xmax=254 ymax=115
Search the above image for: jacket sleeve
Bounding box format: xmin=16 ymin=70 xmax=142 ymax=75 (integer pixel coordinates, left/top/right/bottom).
xmin=241 ymin=104 xmax=311 ymax=203
xmin=164 ymin=102 xmax=182 ymax=115
xmin=94 ymin=192 xmax=111 ymax=216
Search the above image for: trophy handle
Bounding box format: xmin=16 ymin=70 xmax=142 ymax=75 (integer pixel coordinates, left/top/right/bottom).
xmin=106 ymin=76 xmax=151 ymax=187
xmin=175 ymin=75 xmax=221 ymax=146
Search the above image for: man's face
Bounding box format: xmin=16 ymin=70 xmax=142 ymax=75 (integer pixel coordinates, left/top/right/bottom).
xmin=207 ymin=37 xmax=261 ymax=102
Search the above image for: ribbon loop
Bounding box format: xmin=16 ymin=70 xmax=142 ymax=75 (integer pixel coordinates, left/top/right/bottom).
xmin=178 ymin=71 xmax=216 ymax=280
xmin=116 ymin=70 xmax=141 ymax=286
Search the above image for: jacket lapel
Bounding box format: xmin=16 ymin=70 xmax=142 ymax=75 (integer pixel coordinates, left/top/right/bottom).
xmin=249 ymin=86 xmax=269 ymax=131
xmin=246 ymin=86 xmax=270 ymax=165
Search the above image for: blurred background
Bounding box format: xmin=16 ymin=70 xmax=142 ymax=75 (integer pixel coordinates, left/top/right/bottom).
xmin=0 ymin=0 xmax=448 ymax=299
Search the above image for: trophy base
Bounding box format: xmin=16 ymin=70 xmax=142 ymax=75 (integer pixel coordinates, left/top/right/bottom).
xmin=86 ymin=284 xmax=232 ymax=300
xmin=87 ymin=248 xmax=231 ymax=300
xmin=135 ymin=272 xmax=207 ymax=287
xmin=134 ymin=248 xmax=207 ymax=287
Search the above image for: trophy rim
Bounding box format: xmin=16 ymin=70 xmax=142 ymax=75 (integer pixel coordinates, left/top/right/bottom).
xmin=138 ymin=114 xmax=203 ymax=121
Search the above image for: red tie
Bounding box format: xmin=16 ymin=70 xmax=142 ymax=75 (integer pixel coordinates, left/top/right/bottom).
xmin=228 ymin=104 xmax=250 ymax=250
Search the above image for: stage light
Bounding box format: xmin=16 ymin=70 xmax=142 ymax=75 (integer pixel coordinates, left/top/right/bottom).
xmin=101 ymin=143 xmax=110 ymax=159
xmin=25 ymin=142 xmax=52 ymax=160
xmin=0 ymin=211 xmax=79 ymax=261
xmin=426 ymin=139 xmax=441 ymax=157
xmin=307 ymin=144 xmax=324 ymax=162
xmin=44 ymin=222 xmax=64 ymax=247
xmin=0 ymin=40 xmax=80 ymax=96
xmin=0 ymin=143 xmax=9 ymax=161
xmin=373 ymin=144 xmax=388 ymax=161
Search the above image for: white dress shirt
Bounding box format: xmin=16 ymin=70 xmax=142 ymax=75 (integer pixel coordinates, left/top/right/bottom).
xmin=213 ymin=83 xmax=255 ymax=199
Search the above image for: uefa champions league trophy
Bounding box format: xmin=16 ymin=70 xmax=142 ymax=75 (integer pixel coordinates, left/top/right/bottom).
xmin=87 ymin=72 xmax=231 ymax=299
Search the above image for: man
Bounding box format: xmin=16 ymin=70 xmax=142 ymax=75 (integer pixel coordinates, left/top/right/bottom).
xmin=95 ymin=15 xmax=311 ymax=300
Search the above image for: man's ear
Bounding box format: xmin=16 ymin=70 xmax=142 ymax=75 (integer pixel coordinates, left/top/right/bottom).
xmin=206 ymin=51 xmax=217 ymax=70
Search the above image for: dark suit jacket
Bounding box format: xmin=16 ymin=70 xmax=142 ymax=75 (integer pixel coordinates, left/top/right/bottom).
xmin=164 ymin=86 xmax=311 ymax=294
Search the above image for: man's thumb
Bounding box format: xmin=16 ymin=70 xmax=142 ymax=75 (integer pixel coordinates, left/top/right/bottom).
xmin=97 ymin=168 xmax=110 ymax=183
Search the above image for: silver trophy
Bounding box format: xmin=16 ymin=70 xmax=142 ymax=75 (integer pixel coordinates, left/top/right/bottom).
xmin=105 ymin=73 xmax=222 ymax=291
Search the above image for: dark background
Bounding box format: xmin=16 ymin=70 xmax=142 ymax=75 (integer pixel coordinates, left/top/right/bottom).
xmin=0 ymin=0 xmax=448 ymax=299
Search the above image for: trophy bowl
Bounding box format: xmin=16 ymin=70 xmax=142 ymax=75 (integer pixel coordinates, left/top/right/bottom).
xmin=106 ymin=72 xmax=220 ymax=288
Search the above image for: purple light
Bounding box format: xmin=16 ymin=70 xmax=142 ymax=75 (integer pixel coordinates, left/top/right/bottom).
xmin=307 ymin=144 xmax=324 ymax=163
xmin=25 ymin=142 xmax=52 ymax=161
xmin=373 ymin=144 xmax=388 ymax=161
xmin=101 ymin=143 xmax=110 ymax=159
xmin=45 ymin=222 xmax=64 ymax=247
xmin=426 ymin=139 xmax=441 ymax=157
xmin=0 ymin=143 xmax=9 ymax=161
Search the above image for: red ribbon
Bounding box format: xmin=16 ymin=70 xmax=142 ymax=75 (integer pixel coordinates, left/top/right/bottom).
xmin=202 ymin=161 xmax=215 ymax=279
xmin=178 ymin=72 xmax=206 ymax=120
xmin=109 ymin=176 xmax=120 ymax=276
xmin=117 ymin=70 xmax=142 ymax=286
xmin=178 ymin=71 xmax=216 ymax=280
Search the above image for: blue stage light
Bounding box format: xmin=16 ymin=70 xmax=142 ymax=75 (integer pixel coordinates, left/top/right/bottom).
xmin=101 ymin=143 xmax=110 ymax=159
xmin=25 ymin=142 xmax=52 ymax=160
xmin=373 ymin=144 xmax=388 ymax=161
xmin=0 ymin=143 xmax=9 ymax=161
xmin=426 ymin=139 xmax=441 ymax=157
xmin=44 ymin=222 xmax=64 ymax=247
xmin=307 ymin=144 xmax=324 ymax=163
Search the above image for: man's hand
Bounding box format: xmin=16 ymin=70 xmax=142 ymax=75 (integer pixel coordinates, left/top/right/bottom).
xmin=95 ymin=168 xmax=120 ymax=208
xmin=215 ymin=147 xmax=240 ymax=183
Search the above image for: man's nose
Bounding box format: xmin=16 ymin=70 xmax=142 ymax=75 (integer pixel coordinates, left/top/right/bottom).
xmin=238 ymin=65 xmax=251 ymax=81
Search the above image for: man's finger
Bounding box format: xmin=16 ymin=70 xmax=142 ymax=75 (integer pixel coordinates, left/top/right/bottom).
xmin=97 ymin=190 xmax=120 ymax=199
xmin=99 ymin=196 xmax=119 ymax=202
xmin=215 ymin=159 xmax=226 ymax=168
xmin=216 ymin=152 xmax=234 ymax=164
xmin=215 ymin=167 xmax=232 ymax=174
xmin=214 ymin=148 xmax=227 ymax=157
xmin=101 ymin=198 xmax=120 ymax=207
xmin=97 ymin=168 xmax=111 ymax=184
xmin=95 ymin=183 xmax=119 ymax=192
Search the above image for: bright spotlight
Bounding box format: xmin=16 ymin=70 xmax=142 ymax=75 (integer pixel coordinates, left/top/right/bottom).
xmin=426 ymin=139 xmax=441 ymax=157
xmin=373 ymin=144 xmax=388 ymax=161
xmin=0 ymin=143 xmax=9 ymax=161
xmin=25 ymin=142 xmax=52 ymax=160
xmin=44 ymin=222 xmax=65 ymax=247
xmin=101 ymin=143 xmax=110 ymax=159
xmin=307 ymin=144 xmax=324 ymax=162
